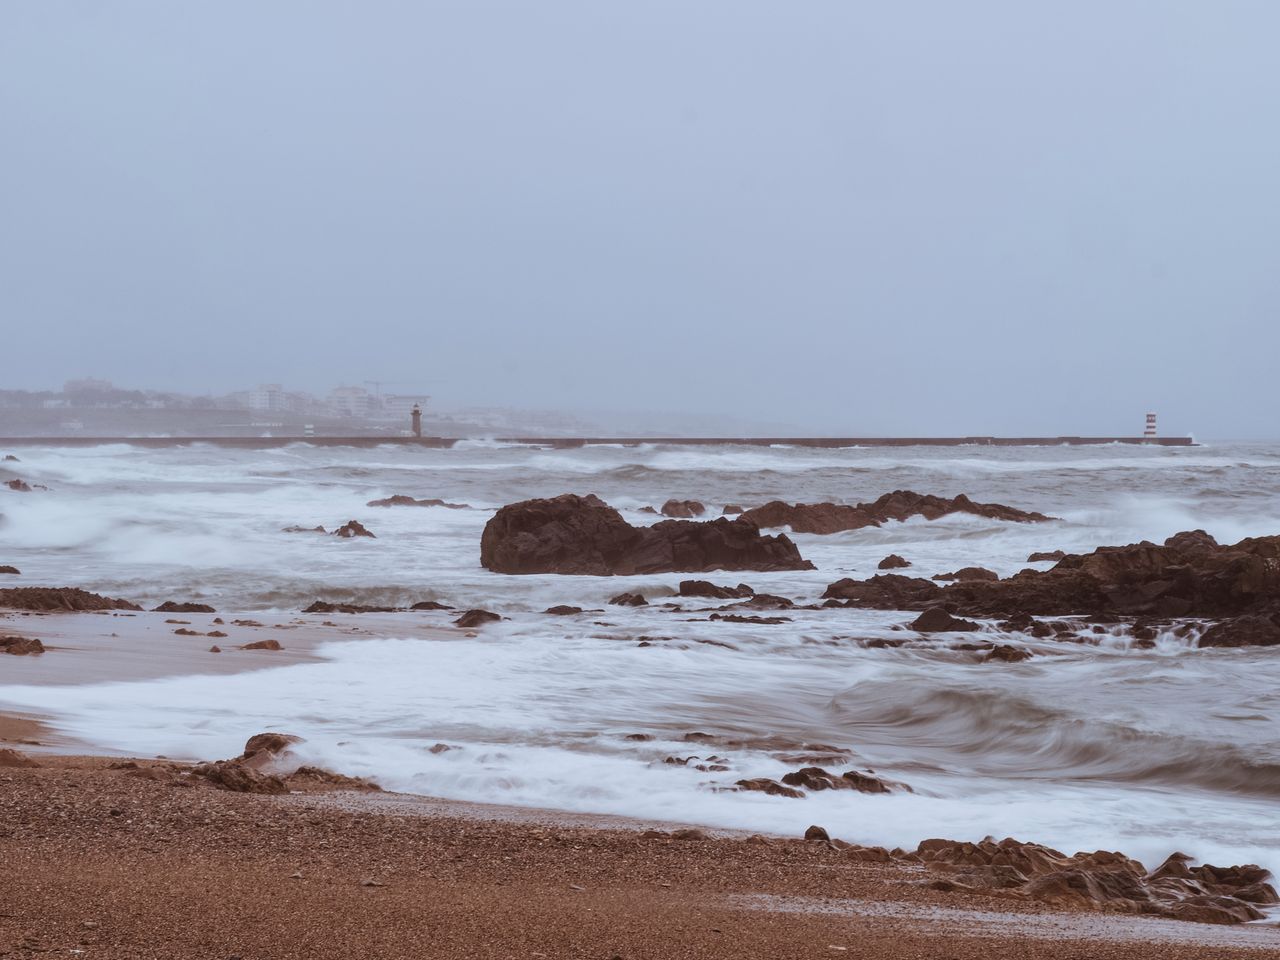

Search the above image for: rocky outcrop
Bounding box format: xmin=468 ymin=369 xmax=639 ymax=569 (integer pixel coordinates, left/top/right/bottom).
xmin=678 ymin=580 xmax=754 ymax=599
xmin=932 ymin=567 xmax=999 ymax=582
xmin=480 ymin=494 xmax=814 ymax=576
xmin=910 ymin=607 xmax=980 ymax=632
xmin=333 ymin=520 xmax=375 ymax=538
xmin=153 ymin=601 xmax=217 ymax=613
xmin=454 ymin=609 xmax=501 ymax=628
xmin=366 ymin=495 xmax=469 ymax=509
xmin=741 ymin=490 xmax=1052 ymax=535
xmin=1 ymin=635 xmax=44 ymax=655
xmin=0 ymin=587 xmax=141 ymax=612
xmin=878 ymin=554 xmax=911 ymax=570
xmin=914 ymin=838 xmax=1276 ymax=925
xmin=661 ymin=499 xmax=706 ymax=519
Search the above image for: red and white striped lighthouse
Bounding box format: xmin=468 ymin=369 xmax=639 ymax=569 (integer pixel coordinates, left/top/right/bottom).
xmin=1144 ymin=412 xmax=1157 ymax=438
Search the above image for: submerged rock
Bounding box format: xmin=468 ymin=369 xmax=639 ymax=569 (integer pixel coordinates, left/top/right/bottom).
xmin=734 ymin=777 xmax=804 ymax=799
xmin=822 ymin=574 xmax=943 ymax=608
xmin=1198 ymin=614 xmax=1280 ymax=648
xmin=303 ymin=600 xmax=398 ymax=614
xmin=609 ymin=592 xmax=648 ymax=607
xmin=544 ymin=605 xmax=583 ymax=615
xmin=366 ymin=495 xmax=469 ymax=509
xmin=910 ymin=607 xmax=980 ymax=632
xmin=1 ymin=635 xmax=44 ymax=655
xmin=240 ymin=639 xmax=283 ymax=651
xmin=480 ymin=494 xmax=814 ymax=576
xmin=0 ymin=566 xmax=19 ymax=575
xmin=678 ymin=580 xmax=754 ymax=599
xmin=454 ymin=609 xmax=501 ymax=628
xmin=332 ymin=520 xmax=376 ymax=539
xmin=984 ymin=644 xmax=1032 ymax=663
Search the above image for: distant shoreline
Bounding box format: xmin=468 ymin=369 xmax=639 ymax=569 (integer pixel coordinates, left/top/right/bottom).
xmin=0 ymin=435 xmax=1197 ymax=448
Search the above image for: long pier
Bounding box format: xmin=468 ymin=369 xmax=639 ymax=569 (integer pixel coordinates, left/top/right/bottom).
xmin=0 ymin=435 xmax=1196 ymax=449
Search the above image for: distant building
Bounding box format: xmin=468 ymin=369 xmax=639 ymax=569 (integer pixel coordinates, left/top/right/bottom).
xmin=249 ymin=384 xmax=286 ymax=412
xmin=328 ymin=385 xmax=374 ymax=418
xmin=381 ymin=395 xmax=430 ymax=421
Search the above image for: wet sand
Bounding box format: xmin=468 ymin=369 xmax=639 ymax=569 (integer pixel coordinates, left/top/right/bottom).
xmin=2 ymin=754 xmax=1277 ymax=960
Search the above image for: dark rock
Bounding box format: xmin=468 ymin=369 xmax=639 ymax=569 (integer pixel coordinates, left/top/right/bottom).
xmin=0 ymin=566 xmax=18 ymax=575
xmin=454 ymin=609 xmax=501 ymax=628
xmin=741 ymin=491 xmax=1052 ymax=535
xmin=878 ymin=554 xmax=911 ymax=570
xmin=609 ymin=592 xmax=647 ymax=607
xmin=984 ymin=644 xmax=1032 ymax=663
xmin=722 ymin=505 xmax=745 ymax=515
xmin=804 ymin=825 xmax=830 ymax=841
xmin=637 ymin=506 xmax=658 ymax=515
xmin=933 ymin=567 xmax=999 ymax=582
xmin=678 ymin=580 xmax=754 ymax=599
xmin=822 ymin=574 xmax=943 ymax=608
xmin=910 ymin=607 xmax=980 ymax=632
xmin=731 ymin=593 xmax=793 ymax=609
xmin=242 ymin=732 xmax=303 ymax=765
xmin=410 ymin=600 xmax=453 ymax=611
xmin=1199 ymin=614 xmax=1280 ymax=648
xmin=1164 ymin=529 xmax=1219 ymax=552
xmin=191 ymin=760 xmax=287 ymax=794
xmin=209 ymin=645 xmax=222 ymax=653
xmin=365 ymin=495 xmax=469 ymax=508
xmin=152 ymin=601 xmax=217 ymax=613
xmin=283 ymin=525 xmax=327 ymax=534
xmin=333 ymin=520 xmax=376 ymax=539
xmin=303 ymin=600 xmax=397 ymax=614
xmin=240 ymin=639 xmax=283 ymax=651
xmin=0 ymin=587 xmax=141 ymax=612
xmin=1 ymin=635 xmax=44 ymax=655
xmin=709 ymin=613 xmax=789 ymax=625
xmin=661 ymin=499 xmax=706 ymax=519
xmin=735 ymin=778 xmax=804 ymax=799
xmin=544 ymin=605 xmax=583 ymax=615
xmin=1027 ymin=550 xmax=1067 ymax=563
xmin=480 ymin=494 xmax=814 ymax=576
xmin=2 ymin=455 xmax=17 ymax=461
xmin=5 ymin=479 xmax=32 ymax=492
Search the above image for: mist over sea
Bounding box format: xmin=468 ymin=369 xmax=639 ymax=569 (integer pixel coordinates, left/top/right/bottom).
xmin=3 ymin=440 xmax=1279 ymax=868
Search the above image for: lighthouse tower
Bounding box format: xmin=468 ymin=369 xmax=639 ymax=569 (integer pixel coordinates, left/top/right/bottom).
xmin=1144 ymin=412 xmax=1157 ymax=439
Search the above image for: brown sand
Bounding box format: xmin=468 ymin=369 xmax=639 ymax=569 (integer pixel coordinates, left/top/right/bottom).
xmin=2 ymin=755 xmax=1277 ymax=960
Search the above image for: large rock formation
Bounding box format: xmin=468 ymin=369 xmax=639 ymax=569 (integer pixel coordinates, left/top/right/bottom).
xmin=0 ymin=587 xmax=141 ymax=612
xmin=741 ymin=490 xmax=1052 ymax=535
xmin=480 ymin=494 xmax=814 ymax=575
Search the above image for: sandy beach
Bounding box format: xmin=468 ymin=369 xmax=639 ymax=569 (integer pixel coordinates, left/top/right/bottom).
xmin=4 ymin=610 xmax=1280 ymax=958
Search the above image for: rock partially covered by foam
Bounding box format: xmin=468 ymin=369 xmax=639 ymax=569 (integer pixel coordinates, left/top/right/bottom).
xmin=480 ymin=493 xmax=814 ymax=576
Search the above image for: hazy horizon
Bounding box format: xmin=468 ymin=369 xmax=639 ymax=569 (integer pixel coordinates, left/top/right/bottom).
xmin=3 ymin=3 xmax=1277 ymax=438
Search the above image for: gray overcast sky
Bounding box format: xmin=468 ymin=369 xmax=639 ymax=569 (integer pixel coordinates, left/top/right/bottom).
xmin=2 ymin=2 xmax=1277 ymax=437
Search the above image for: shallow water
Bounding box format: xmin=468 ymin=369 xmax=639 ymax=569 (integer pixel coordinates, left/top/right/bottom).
xmin=2 ymin=440 xmax=1279 ymax=869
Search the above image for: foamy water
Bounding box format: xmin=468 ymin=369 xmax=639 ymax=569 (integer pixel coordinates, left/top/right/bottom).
xmin=2 ymin=440 xmax=1279 ymax=868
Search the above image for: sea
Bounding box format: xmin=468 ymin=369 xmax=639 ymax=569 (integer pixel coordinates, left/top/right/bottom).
xmin=2 ymin=440 xmax=1279 ymax=871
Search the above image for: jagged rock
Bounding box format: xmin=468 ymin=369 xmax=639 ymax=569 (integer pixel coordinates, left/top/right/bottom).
xmin=1027 ymin=550 xmax=1067 ymax=563
xmin=910 ymin=607 xmax=980 ymax=632
xmin=984 ymin=644 xmax=1032 ymax=663
xmin=152 ymin=601 xmax=217 ymax=613
xmin=933 ymin=567 xmax=999 ymax=582
xmin=0 ymin=587 xmax=141 ymax=612
xmin=878 ymin=554 xmax=911 ymax=570
xmin=366 ymin=495 xmax=469 ymax=508
xmin=735 ymin=777 xmax=804 ymax=799
xmin=661 ymin=499 xmax=706 ymax=519
xmin=1 ymin=636 xmax=44 ymax=655
xmin=609 ymin=592 xmax=648 ymax=607
xmin=454 ymin=609 xmax=501 ymax=628
xmin=741 ymin=491 xmax=1052 ymax=535
xmin=333 ymin=520 xmax=376 ymax=539
xmin=678 ymin=580 xmax=754 ymax=599
xmin=1199 ymin=614 xmax=1280 ymax=648
xmin=480 ymin=494 xmax=814 ymax=576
